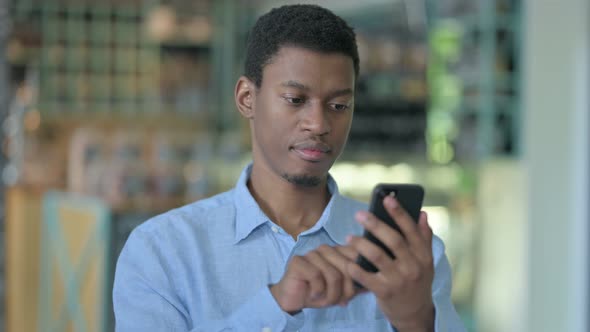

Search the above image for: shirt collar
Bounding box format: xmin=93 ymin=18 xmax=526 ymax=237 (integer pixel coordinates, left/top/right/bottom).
xmin=232 ymin=164 xmax=270 ymax=244
xmin=232 ymin=164 xmax=357 ymax=245
xmin=322 ymin=192 xmax=358 ymax=245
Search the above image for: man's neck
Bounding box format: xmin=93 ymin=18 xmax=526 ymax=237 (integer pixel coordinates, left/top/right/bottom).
xmin=247 ymin=165 xmax=331 ymax=240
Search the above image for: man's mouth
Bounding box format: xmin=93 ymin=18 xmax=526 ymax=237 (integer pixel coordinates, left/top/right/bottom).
xmin=291 ymin=142 xmax=331 ymax=162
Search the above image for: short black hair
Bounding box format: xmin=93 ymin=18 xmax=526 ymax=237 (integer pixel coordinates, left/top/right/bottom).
xmin=244 ymin=4 xmax=359 ymax=88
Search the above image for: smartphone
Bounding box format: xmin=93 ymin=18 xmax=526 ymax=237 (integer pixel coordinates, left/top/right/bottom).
xmin=355 ymin=183 xmax=425 ymax=274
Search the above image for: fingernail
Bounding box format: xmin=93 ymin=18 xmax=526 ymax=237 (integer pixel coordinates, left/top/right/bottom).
xmin=356 ymin=211 xmax=375 ymax=226
xmin=346 ymin=235 xmax=353 ymax=243
xmin=355 ymin=210 xmax=368 ymax=220
xmin=384 ymin=195 xmax=397 ymax=209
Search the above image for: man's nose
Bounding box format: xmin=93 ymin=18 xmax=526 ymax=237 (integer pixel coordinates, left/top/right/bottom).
xmin=300 ymin=103 xmax=331 ymax=136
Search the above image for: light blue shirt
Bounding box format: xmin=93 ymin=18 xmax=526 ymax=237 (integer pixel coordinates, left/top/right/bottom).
xmin=113 ymin=165 xmax=466 ymax=332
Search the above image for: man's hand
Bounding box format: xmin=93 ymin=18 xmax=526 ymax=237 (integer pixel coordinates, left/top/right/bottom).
xmin=346 ymin=195 xmax=435 ymax=332
xmin=270 ymin=244 xmax=363 ymax=314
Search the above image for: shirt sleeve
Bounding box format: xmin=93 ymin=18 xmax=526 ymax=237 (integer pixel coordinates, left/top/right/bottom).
xmin=113 ymin=228 xmax=304 ymax=332
xmin=431 ymin=238 xmax=468 ymax=332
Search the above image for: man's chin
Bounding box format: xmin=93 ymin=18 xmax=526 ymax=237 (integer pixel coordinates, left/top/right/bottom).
xmin=281 ymin=173 xmax=322 ymax=187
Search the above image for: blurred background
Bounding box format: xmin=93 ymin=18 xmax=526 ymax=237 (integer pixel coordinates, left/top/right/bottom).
xmin=0 ymin=0 xmax=588 ymax=331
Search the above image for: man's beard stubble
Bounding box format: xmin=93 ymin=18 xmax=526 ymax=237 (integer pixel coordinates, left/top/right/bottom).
xmin=281 ymin=173 xmax=322 ymax=187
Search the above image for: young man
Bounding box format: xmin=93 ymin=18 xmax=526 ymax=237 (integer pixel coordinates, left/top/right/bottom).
xmin=113 ymin=4 xmax=466 ymax=332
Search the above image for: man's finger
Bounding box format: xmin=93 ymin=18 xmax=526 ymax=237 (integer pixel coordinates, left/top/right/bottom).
xmin=354 ymin=211 xmax=412 ymax=261
xmin=383 ymin=196 xmax=423 ymax=248
xmin=418 ymin=211 xmax=433 ymax=244
xmin=415 ymin=211 xmax=434 ymax=263
xmin=332 ymin=245 xmax=366 ymax=302
xmin=347 ymin=261 xmax=398 ymax=298
xmin=316 ymin=245 xmax=361 ymax=303
xmin=304 ymin=250 xmax=343 ymax=305
xmin=346 ymin=235 xmax=398 ymax=273
xmin=334 ymin=245 xmax=357 ymax=261
xmin=290 ymin=256 xmax=326 ymax=301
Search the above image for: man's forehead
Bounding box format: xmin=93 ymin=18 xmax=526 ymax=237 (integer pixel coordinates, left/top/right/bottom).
xmin=261 ymin=47 xmax=355 ymax=85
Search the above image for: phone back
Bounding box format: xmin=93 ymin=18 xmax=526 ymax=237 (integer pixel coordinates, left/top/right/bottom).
xmin=369 ymin=184 xmax=424 ymax=233
xmin=356 ymin=184 xmax=424 ymax=274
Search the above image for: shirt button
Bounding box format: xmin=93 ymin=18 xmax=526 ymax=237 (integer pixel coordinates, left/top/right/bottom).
xmin=271 ymin=226 xmax=279 ymax=233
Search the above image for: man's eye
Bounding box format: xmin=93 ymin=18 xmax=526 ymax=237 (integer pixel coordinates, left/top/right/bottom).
xmin=330 ymin=104 xmax=349 ymax=112
xmin=285 ymin=97 xmax=305 ymax=104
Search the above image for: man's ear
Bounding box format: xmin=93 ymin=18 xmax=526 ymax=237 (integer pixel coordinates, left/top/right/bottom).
xmin=235 ymin=76 xmax=256 ymax=119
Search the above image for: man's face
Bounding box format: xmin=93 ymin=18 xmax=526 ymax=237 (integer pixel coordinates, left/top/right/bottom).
xmin=247 ymin=46 xmax=355 ymax=187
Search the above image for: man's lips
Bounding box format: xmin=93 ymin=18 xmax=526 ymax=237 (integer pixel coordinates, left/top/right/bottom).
xmin=291 ymin=142 xmax=331 ymax=161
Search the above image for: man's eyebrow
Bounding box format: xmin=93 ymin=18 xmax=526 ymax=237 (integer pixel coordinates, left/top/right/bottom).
xmin=326 ymin=88 xmax=353 ymax=100
xmin=280 ymin=80 xmax=310 ymax=91
xmin=280 ymin=81 xmax=353 ymax=99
